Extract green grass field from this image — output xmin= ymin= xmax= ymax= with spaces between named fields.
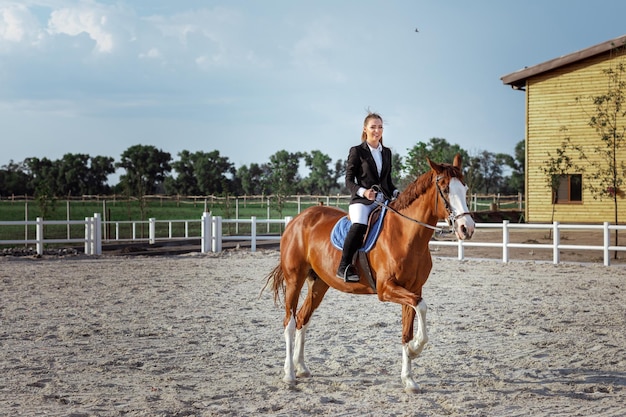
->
xmin=0 ymin=194 xmax=522 ymax=243
xmin=0 ymin=197 xmax=350 ymax=242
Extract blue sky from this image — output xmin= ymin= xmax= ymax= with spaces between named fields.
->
xmin=2 ymin=0 xmax=626 ymax=181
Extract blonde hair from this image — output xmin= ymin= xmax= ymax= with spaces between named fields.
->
xmin=361 ymin=112 xmax=384 ymax=145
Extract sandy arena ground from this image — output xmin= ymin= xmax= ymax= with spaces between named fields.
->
xmin=1 ymin=249 xmax=625 ymax=416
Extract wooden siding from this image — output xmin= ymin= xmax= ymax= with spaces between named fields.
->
xmin=526 ymin=51 xmax=626 ymax=223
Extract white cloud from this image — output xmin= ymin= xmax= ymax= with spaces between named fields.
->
xmin=0 ymin=4 xmax=42 ymax=49
xmin=145 ymin=7 xmax=261 ymax=71
xmin=47 ymin=6 xmax=114 ymax=53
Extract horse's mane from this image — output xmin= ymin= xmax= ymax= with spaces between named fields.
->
xmin=391 ymin=163 xmax=463 ymax=211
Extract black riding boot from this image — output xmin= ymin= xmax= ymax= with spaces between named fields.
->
xmin=336 ymin=223 xmax=367 ymax=282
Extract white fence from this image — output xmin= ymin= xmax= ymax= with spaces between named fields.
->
xmin=430 ymin=220 xmax=626 ymax=267
xmin=0 ymin=214 xmax=103 ymax=256
xmin=1 ymin=214 xmax=625 ymax=266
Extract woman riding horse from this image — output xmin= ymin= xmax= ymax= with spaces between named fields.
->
xmin=264 ymin=153 xmax=475 ymax=392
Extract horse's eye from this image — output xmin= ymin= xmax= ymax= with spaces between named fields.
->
xmin=444 ymin=186 xmax=450 ymax=194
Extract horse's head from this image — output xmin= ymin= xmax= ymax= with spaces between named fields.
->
xmin=427 ymin=154 xmax=475 ymax=240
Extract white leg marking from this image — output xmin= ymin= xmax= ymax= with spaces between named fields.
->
xmin=401 ymin=299 xmax=428 ymax=393
xmin=283 ymin=316 xmax=296 ymax=384
xmin=402 ymin=344 xmax=420 ymax=393
xmin=294 ymin=322 xmax=311 ymax=377
xmin=408 ymin=299 xmax=429 ymax=359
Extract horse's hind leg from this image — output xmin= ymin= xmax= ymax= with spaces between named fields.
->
xmin=283 ymin=314 xmax=297 ymax=384
xmin=282 ymin=267 xmax=307 ymax=384
xmin=292 ymin=274 xmax=329 ymax=378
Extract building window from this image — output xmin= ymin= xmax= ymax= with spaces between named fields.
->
xmin=554 ymin=174 xmax=582 ymax=203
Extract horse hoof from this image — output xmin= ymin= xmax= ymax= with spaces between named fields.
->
xmin=402 ymin=378 xmax=421 ymax=393
xmin=296 ymin=370 xmax=311 ymax=378
xmin=283 ymin=374 xmax=296 ymax=385
xmin=404 ymin=384 xmax=421 ymax=394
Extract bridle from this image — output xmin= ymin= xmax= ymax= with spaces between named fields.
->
xmin=434 ymin=175 xmax=473 ymax=229
xmin=372 ymin=175 xmax=472 ymax=234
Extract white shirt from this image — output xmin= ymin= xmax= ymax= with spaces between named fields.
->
xmin=367 ymin=143 xmax=383 ymax=177
xmin=357 ymin=143 xmax=383 ymax=198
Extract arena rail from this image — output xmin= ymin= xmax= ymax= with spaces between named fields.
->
xmin=1 ymin=215 xmax=625 ymax=266
xmin=0 ymin=214 xmax=102 ymax=255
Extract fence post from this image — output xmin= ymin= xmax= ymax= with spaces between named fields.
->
xmin=502 ymin=220 xmax=509 ymax=263
xmin=149 ymin=217 xmax=156 ymax=244
xmin=552 ymin=222 xmax=560 ymax=264
xmin=34 ymin=217 xmax=44 ymax=255
xmin=251 ymin=216 xmax=257 ymax=252
xmin=201 ymin=212 xmax=212 ymax=253
xmin=94 ymin=213 xmax=102 ymax=255
xmin=603 ymin=222 xmax=610 ymax=266
xmin=66 ymin=200 xmax=71 ymax=240
xmin=285 ymin=216 xmax=293 ymax=228
xmin=24 ymin=201 xmax=28 ymax=247
xmin=236 ymin=198 xmax=239 ymax=234
xmin=457 ymin=238 xmax=464 ymax=261
xmin=103 ymin=200 xmax=107 ymax=240
xmin=84 ymin=216 xmax=92 ymax=255
xmin=266 ymin=198 xmax=270 ymax=233
xmin=211 ymin=216 xmax=222 ymax=252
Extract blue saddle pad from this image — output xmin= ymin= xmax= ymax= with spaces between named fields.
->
xmin=331 ymin=202 xmax=388 ymax=252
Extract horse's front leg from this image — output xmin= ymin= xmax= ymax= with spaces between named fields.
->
xmin=401 ymin=299 xmax=428 ymax=393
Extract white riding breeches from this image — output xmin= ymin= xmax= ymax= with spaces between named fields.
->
xmin=349 ymin=203 xmax=376 ymax=225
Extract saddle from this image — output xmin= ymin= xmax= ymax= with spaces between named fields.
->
xmin=330 ymin=201 xmax=388 ymax=252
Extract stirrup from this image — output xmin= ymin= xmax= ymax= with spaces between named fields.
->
xmin=341 ymin=265 xmax=360 ymax=283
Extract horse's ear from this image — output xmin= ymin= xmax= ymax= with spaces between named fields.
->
xmin=427 ymin=157 xmax=443 ymax=173
xmin=453 ymin=153 xmax=462 ymax=169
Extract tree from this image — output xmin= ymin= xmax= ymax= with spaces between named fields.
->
xmin=0 ymin=160 xmax=32 ymax=196
xmin=24 ymin=157 xmax=59 ymax=219
xmin=505 ymin=140 xmax=525 ymax=194
xmin=541 ymin=139 xmax=579 ymax=224
xmin=168 ymin=150 xmax=234 ymax=196
xmin=332 ymin=159 xmax=346 ymax=193
xmin=463 ymin=154 xmax=483 ymax=195
xmin=87 ymin=155 xmax=115 ymax=195
xmin=471 ymin=150 xmax=505 ymax=194
xmin=266 ymin=150 xmax=302 ymax=216
xmin=117 ymin=145 xmax=172 ymax=196
xmin=391 ymin=152 xmax=405 ymax=190
xmin=194 ymin=150 xmax=235 ymax=195
xmin=404 ymin=138 xmax=468 ymax=179
xmin=302 ymin=150 xmax=336 ymax=194
xmin=237 ymin=163 xmax=265 ymax=195
xmin=57 ymin=153 xmax=115 ymax=196
xmin=116 ymin=145 xmax=172 ymax=221
xmin=166 ymin=150 xmax=198 ymax=195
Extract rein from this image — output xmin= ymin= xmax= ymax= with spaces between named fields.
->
xmin=374 ymin=199 xmax=448 ymax=232
xmin=372 ymin=177 xmax=472 ymax=234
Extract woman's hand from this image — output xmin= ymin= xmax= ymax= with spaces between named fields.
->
xmin=364 ymin=188 xmax=377 ymax=201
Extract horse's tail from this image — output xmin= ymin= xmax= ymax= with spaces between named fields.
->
xmin=261 ymin=263 xmax=285 ymax=306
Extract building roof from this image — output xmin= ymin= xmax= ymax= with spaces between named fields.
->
xmin=501 ymin=34 xmax=626 ymax=89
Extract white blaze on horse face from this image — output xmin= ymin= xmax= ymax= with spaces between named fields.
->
xmin=448 ymin=178 xmax=475 ymax=240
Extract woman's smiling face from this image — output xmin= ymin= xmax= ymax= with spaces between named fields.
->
xmin=363 ymin=117 xmax=383 ymax=144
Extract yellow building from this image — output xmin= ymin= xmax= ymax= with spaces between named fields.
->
xmin=502 ymin=35 xmax=626 ymax=224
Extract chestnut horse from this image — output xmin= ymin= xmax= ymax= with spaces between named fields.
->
xmin=263 ymin=154 xmax=475 ymax=392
